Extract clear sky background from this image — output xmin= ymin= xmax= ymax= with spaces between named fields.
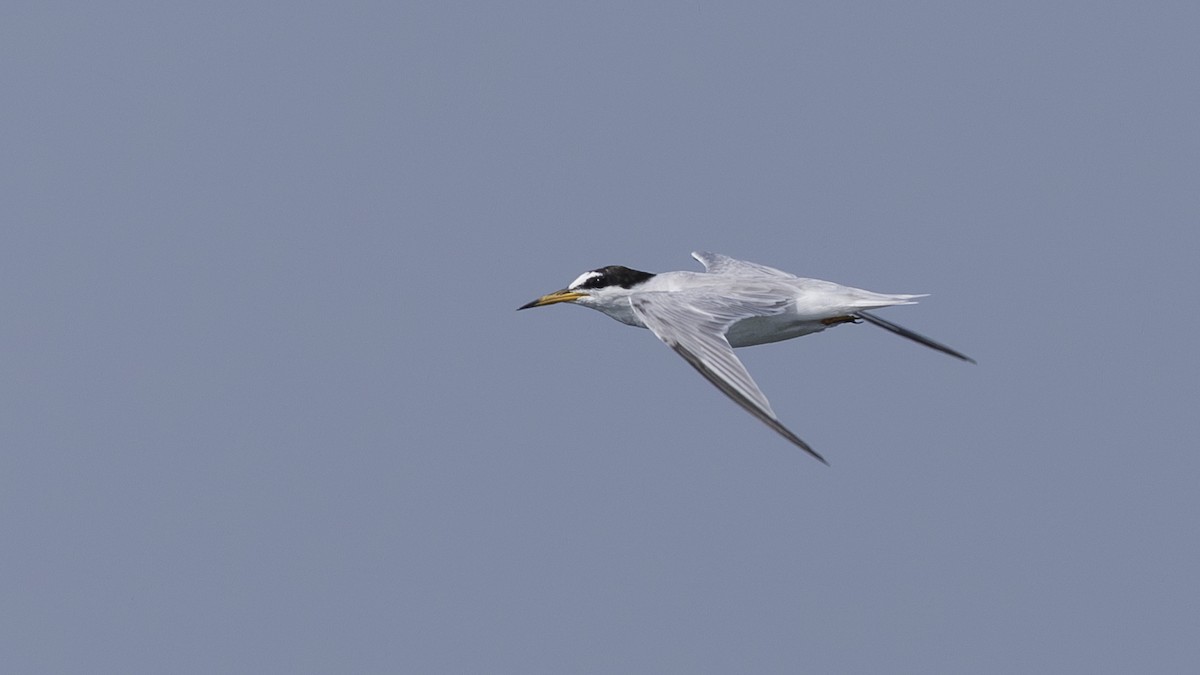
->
xmin=3 ymin=2 xmax=1198 ymax=673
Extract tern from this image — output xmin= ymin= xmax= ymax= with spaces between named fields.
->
xmin=518 ymin=252 xmax=973 ymax=464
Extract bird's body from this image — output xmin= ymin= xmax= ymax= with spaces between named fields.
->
xmin=581 ymin=268 xmax=923 ymax=346
xmin=519 ymin=252 xmax=973 ymax=464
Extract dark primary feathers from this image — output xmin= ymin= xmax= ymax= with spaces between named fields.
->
xmin=854 ymin=311 xmax=977 ymax=364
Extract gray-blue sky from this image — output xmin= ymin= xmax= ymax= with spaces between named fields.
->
xmin=3 ymin=2 xmax=1198 ymax=673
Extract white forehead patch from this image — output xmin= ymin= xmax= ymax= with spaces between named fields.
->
xmin=568 ymin=270 xmax=602 ymax=290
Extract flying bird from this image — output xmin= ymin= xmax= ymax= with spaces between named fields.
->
xmin=518 ymin=252 xmax=973 ymax=464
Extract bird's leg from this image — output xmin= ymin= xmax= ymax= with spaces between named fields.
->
xmin=820 ymin=315 xmax=860 ymax=326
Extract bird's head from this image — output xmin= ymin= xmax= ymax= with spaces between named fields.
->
xmin=518 ymin=265 xmax=656 ymax=311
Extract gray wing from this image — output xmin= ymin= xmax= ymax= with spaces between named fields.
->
xmin=855 ymin=310 xmax=977 ymax=364
xmin=629 ymin=290 xmax=828 ymax=465
xmin=691 ymin=251 xmax=798 ymax=279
